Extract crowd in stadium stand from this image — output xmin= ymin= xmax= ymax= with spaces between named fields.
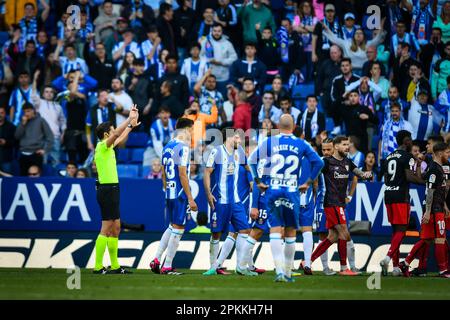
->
xmin=0 ymin=0 xmax=449 ymax=179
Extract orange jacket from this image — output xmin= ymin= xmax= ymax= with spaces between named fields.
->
xmin=5 ymin=0 xmax=37 ymax=26
xmin=183 ymin=105 xmax=218 ymax=147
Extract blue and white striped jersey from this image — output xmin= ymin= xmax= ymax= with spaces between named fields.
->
xmin=407 ymin=100 xmax=438 ymax=141
xmin=140 ymin=39 xmax=162 ymax=70
xmin=206 ymin=144 xmax=246 ymax=204
xmin=162 ymin=138 xmax=191 ymax=200
xmin=248 ymin=133 xmax=324 ymax=192
xmin=112 ymin=41 xmax=142 ymax=71
xmin=8 ymin=87 xmax=34 ymax=126
xmin=59 ymin=57 xmax=89 ymax=76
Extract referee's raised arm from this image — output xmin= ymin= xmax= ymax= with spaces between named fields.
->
xmin=105 ymin=104 xmax=140 ymax=148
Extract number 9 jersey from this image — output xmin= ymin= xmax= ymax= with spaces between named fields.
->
xmin=162 ymin=138 xmax=191 ymax=200
xmin=383 ymin=149 xmax=415 ymax=204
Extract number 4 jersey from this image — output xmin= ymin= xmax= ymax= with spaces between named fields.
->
xmin=162 ymin=138 xmax=190 ymax=200
xmin=383 ymin=149 xmax=415 ymax=204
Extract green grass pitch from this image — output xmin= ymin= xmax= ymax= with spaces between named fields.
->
xmin=1 ymin=268 xmax=450 ymax=300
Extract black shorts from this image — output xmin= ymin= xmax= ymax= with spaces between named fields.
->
xmin=96 ymin=183 xmax=120 ymax=221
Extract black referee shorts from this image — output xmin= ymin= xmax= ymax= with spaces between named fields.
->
xmin=96 ymin=183 xmax=120 ymax=221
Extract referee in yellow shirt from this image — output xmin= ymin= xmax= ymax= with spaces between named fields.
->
xmin=93 ymin=105 xmax=140 ymax=274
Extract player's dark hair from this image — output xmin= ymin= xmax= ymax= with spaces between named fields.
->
xmin=322 ymin=138 xmax=333 ymax=144
xmin=341 ymin=57 xmax=352 ymax=65
xmin=96 ymin=121 xmax=113 ymax=140
xmin=196 ymin=212 xmax=208 ymax=227
xmin=333 ymin=135 xmax=348 ymax=145
xmin=428 ymin=135 xmax=444 ymax=144
xmin=433 ymin=142 xmax=449 ymax=153
xmin=396 ymin=130 xmax=412 ymax=146
xmin=221 ymin=127 xmax=235 ymax=141
xmin=175 ymin=118 xmax=194 ymax=130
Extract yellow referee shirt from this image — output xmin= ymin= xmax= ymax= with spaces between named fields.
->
xmin=94 ymin=140 xmax=119 ymax=184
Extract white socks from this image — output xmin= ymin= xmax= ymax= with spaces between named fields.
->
xmin=215 ymin=235 xmax=235 ymax=269
xmin=284 ymin=237 xmax=296 ymax=278
xmin=156 ymin=225 xmax=172 ymax=261
xmin=245 ymin=236 xmax=257 ymax=269
xmin=270 ymin=233 xmax=284 ymax=275
xmin=303 ymin=231 xmax=313 ymax=268
xmin=236 ymin=233 xmax=248 ymax=269
xmin=347 ymin=239 xmax=355 ymax=269
xmin=163 ymin=228 xmax=184 ymax=269
xmin=209 ymin=238 xmax=220 ymax=268
xmin=318 ymin=240 xmax=329 ymax=270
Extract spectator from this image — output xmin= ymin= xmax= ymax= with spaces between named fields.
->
xmin=362 ymin=45 xmax=387 ymax=77
xmin=230 ymin=87 xmax=252 ymax=132
xmin=5 ymin=25 xmax=26 ymax=73
xmin=278 ymin=95 xmax=300 ymax=124
xmin=271 ymin=75 xmax=289 ymax=107
xmin=390 ymin=20 xmax=420 ymax=59
xmin=42 ymin=52 xmax=62 ymax=88
xmin=14 ymin=102 xmax=53 ymax=176
xmin=76 ymin=168 xmax=89 ymax=178
xmin=340 ymin=12 xmax=359 ymax=41
xmin=27 ymin=165 xmax=41 ymax=178
xmin=312 ymin=3 xmax=341 ymax=66
xmin=410 ymin=0 xmax=435 ymax=46
xmin=0 ymin=105 xmax=16 ymax=175
xmin=34 ymin=31 xmax=51 ymax=61
xmin=141 ymin=25 xmax=162 ymax=70
xmin=125 ymin=58 xmax=152 ymax=120
xmin=430 ymin=41 xmax=450 ymax=101
xmin=156 ymin=2 xmax=181 ymax=56
xmin=31 ymin=71 xmax=66 ymax=166
xmin=341 ymin=90 xmax=378 ymax=153
xmin=14 ymin=40 xmax=44 ymax=78
xmin=189 ymin=159 xmax=202 ymax=180
xmin=194 ymin=69 xmax=225 ymax=121
xmin=393 ymin=44 xmax=417 ymax=99
xmin=418 ymin=27 xmax=445 ymax=79
xmin=354 ymin=151 xmax=380 ymax=182
xmin=156 ymin=54 xmax=189 ymax=111
xmin=433 ymin=1 xmax=450 ymax=43
xmin=153 ymin=80 xmax=185 ymax=119
xmin=330 ymin=58 xmax=360 ymax=135
xmin=9 ymin=71 xmax=34 ymax=126
xmin=322 ymin=21 xmax=386 ymax=75
xmin=144 ymin=106 xmax=176 ymax=167
xmin=278 ymin=18 xmax=304 ymax=82
xmin=109 ymin=78 xmax=132 ymax=126
xmin=121 ymin=0 xmax=155 ymax=41
xmin=316 ymin=44 xmax=342 ymax=116
xmin=104 ymin=17 xmax=130 ymax=61
xmin=192 ymin=7 xmax=215 ymax=44
xmin=411 ymin=140 xmax=429 ymax=172
xmin=117 ymin=51 xmax=136 ymax=84
xmin=54 ymin=42 xmax=89 ymax=77
xmin=407 ymin=90 xmax=438 ymax=142
xmin=148 ymin=48 xmax=169 ymax=81
xmin=183 ymin=99 xmax=218 ymax=146
xmin=347 ymin=135 xmax=365 ymax=168
xmin=435 ymin=75 xmax=450 ymax=133
xmin=380 ymin=86 xmax=409 ymax=123
xmin=297 ymin=95 xmax=325 ymax=141
xmin=83 ymin=42 xmax=115 ymax=91
xmin=255 ymin=25 xmax=281 ymax=82
xmin=241 ymin=77 xmax=262 ymax=129
xmin=369 ymin=61 xmax=390 ymax=103
xmin=258 ymin=90 xmax=282 ymax=125
xmin=112 ymin=28 xmax=141 ymax=71
xmin=199 ymin=23 xmax=237 ymax=96
xmin=19 ymin=1 xmax=50 ymax=41
xmin=93 ymin=0 xmax=119 ymax=44
xmin=214 ymin=0 xmax=239 ymax=46
xmin=146 ymin=158 xmax=163 ymax=179
xmin=66 ymin=161 xmax=78 ymax=178
xmin=345 ymin=76 xmax=382 ymax=112
xmin=405 ymin=62 xmax=431 ymax=103
xmin=379 ymin=102 xmax=414 ymax=162
xmin=230 ymin=42 xmax=267 ymax=91
xmin=86 ymin=89 xmax=116 ymax=151
xmin=238 ymin=0 xmax=276 ymax=44
xmin=174 ymin=0 xmax=196 ymax=59
xmin=4 ymin=0 xmax=37 ymax=27
xmin=181 ymin=43 xmax=209 ymax=92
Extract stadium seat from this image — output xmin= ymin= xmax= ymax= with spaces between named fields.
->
xmin=117 ymin=164 xmax=140 ymax=178
xmin=291 ymin=83 xmax=315 ymax=100
xmin=130 ymin=148 xmax=145 ymax=163
xmin=116 ymin=148 xmax=129 ymax=163
xmin=141 ymin=165 xmax=150 ymax=178
xmin=325 ymin=117 xmax=335 ymax=133
xmin=126 ymin=133 xmax=149 ymax=148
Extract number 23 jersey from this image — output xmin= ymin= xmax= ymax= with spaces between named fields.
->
xmin=162 ymin=138 xmax=190 ymax=200
xmin=383 ymin=149 xmax=415 ymax=204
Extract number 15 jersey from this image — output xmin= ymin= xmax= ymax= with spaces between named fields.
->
xmin=383 ymin=149 xmax=415 ymax=204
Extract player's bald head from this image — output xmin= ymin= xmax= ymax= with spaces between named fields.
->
xmin=278 ymin=114 xmax=294 ymax=132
